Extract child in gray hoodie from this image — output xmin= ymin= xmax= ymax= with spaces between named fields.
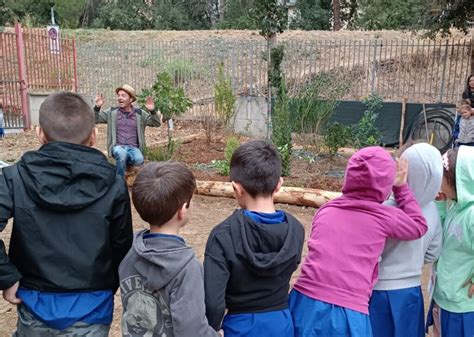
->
xmin=369 ymin=142 xmax=443 ymax=337
xmin=119 ymin=161 xmax=221 ymax=337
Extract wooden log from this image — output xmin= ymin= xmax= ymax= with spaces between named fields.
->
xmin=196 ymin=181 xmax=341 ymax=208
xmin=153 ymin=133 xmax=202 ymax=147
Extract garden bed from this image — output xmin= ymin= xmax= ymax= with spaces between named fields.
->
xmin=149 ymin=121 xmax=347 ymax=192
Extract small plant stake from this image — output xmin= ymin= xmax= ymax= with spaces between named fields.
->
xmin=399 ymin=97 xmax=407 ymax=147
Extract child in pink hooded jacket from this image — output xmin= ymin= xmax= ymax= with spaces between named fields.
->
xmin=289 ymin=146 xmax=428 ymax=337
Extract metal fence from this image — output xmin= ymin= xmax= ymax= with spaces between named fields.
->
xmin=76 ymin=37 xmax=472 ymax=119
xmin=23 ymin=28 xmax=77 ymax=93
xmin=0 ymin=28 xmax=24 ymax=128
xmin=0 ymin=24 xmax=77 ymax=128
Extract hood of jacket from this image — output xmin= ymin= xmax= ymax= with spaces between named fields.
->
xmin=230 ymin=210 xmax=302 ymax=276
xmin=402 ymin=143 xmax=443 ymax=207
xmin=132 ymin=230 xmax=195 ymax=289
xmin=16 ymin=141 xmax=117 ymax=211
xmin=455 ymin=145 xmax=474 ymax=209
xmin=342 ymin=146 xmax=395 ymax=203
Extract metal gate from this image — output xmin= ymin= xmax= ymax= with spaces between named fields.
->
xmin=0 ymin=25 xmax=24 ymax=128
xmin=0 ymin=23 xmax=77 ymax=129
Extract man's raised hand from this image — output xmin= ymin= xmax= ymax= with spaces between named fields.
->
xmin=145 ymin=96 xmax=155 ymax=112
xmin=95 ymin=93 xmax=104 ymax=108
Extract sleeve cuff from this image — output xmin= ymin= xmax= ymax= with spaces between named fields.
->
xmin=393 ymin=183 xmax=408 ymax=193
xmin=93 ymin=106 xmax=100 ymax=112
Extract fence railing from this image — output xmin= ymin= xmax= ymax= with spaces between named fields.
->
xmin=0 ymin=24 xmax=77 ymax=128
xmin=76 ymin=37 xmax=472 ymax=119
xmin=0 ymin=30 xmax=23 ymax=128
xmin=23 ymin=28 xmax=77 ymax=93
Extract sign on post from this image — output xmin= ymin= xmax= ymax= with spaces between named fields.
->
xmin=47 ymin=25 xmax=60 ymax=54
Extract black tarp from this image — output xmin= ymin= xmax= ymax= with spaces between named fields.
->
xmin=328 ymin=101 xmax=455 ymax=146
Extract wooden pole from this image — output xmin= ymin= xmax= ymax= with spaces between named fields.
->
xmin=15 ymin=22 xmax=30 ymax=130
xmin=422 ymin=103 xmax=429 ymax=142
xmin=471 ymin=36 xmax=474 ymax=75
xmin=196 ymin=181 xmax=341 ymax=209
xmin=399 ymin=98 xmax=407 ymax=146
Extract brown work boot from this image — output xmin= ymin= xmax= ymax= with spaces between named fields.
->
xmin=124 ymin=165 xmax=142 ymax=188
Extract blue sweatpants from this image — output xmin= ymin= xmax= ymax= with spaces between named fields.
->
xmin=440 ymin=308 xmax=474 ymax=337
xmin=222 ymin=309 xmax=294 ymax=337
xmin=369 ymin=286 xmax=424 ymax=337
xmin=289 ymin=289 xmax=372 ymax=337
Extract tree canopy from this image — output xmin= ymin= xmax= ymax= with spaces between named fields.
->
xmin=0 ymin=0 xmax=471 ymax=37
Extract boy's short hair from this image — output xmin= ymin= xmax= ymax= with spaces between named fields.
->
xmin=39 ymin=92 xmax=94 ymax=144
xmin=230 ymin=140 xmax=282 ymax=197
xmin=132 ymin=161 xmax=196 ymax=226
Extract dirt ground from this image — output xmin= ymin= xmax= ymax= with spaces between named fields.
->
xmin=68 ymin=28 xmax=472 ymax=43
xmin=0 ymin=122 xmax=433 ymax=336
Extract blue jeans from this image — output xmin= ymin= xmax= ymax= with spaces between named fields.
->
xmin=112 ymin=145 xmax=144 ymax=176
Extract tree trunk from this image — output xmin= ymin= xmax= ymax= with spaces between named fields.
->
xmin=81 ymin=0 xmax=101 ymax=28
xmin=196 ymin=181 xmax=341 ymax=208
xmin=218 ymin=0 xmax=225 ymax=21
xmin=333 ymin=0 xmax=342 ymax=31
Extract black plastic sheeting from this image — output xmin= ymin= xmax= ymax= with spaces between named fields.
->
xmin=328 ymin=101 xmax=456 ymax=146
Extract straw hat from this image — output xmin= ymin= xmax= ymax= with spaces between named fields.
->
xmin=115 ymin=84 xmax=137 ymax=102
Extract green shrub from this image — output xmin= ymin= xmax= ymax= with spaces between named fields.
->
xmin=324 ymin=122 xmax=352 ymax=156
xmin=291 ymin=72 xmax=347 ymax=137
xmin=214 ymin=62 xmax=236 ymax=128
xmin=143 ymin=140 xmax=178 ymax=162
xmin=212 ymin=136 xmax=240 ymax=176
xmin=277 ymin=143 xmax=292 ymax=177
xmin=351 ymin=94 xmax=383 ymax=149
xmin=138 ymin=72 xmax=193 ymax=122
xmin=163 ymin=59 xmax=207 ymax=84
xmin=272 ymin=80 xmax=292 ymax=176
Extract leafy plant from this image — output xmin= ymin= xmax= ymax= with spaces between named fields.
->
xmin=212 ymin=135 xmax=240 ymax=176
xmin=163 ymin=59 xmax=206 ymax=85
xmin=324 ymin=122 xmax=352 ymax=156
xmin=272 ymin=79 xmax=292 ymax=176
xmin=362 ymin=93 xmax=383 ymax=115
xmin=143 ymin=140 xmax=178 ymax=162
xmin=250 ymin=0 xmax=288 ymax=40
xmin=269 ymin=44 xmax=285 ymax=89
xmin=351 ymin=94 xmax=383 ymax=149
xmin=290 ymin=0 xmax=332 ymax=30
xmin=138 ymin=72 xmax=193 ymax=152
xmin=138 ymin=72 xmax=192 ymax=122
xmin=214 ymin=62 xmax=236 ymax=128
xmin=290 ymin=72 xmax=348 ymax=153
xmin=353 ymin=0 xmax=425 ymax=30
xmin=277 ymin=143 xmax=292 ymax=177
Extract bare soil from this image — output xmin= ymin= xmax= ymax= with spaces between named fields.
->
xmin=0 ymin=121 xmax=433 ymax=336
xmin=68 ymin=28 xmax=472 ymax=43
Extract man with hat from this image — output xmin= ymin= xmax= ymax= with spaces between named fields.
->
xmin=94 ymin=84 xmax=162 ymax=177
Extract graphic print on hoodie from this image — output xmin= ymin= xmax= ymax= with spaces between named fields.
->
xmin=204 ymin=209 xmax=305 ymax=330
xmin=119 ymin=231 xmax=220 ymax=337
xmin=293 ymin=146 xmax=428 ymax=314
